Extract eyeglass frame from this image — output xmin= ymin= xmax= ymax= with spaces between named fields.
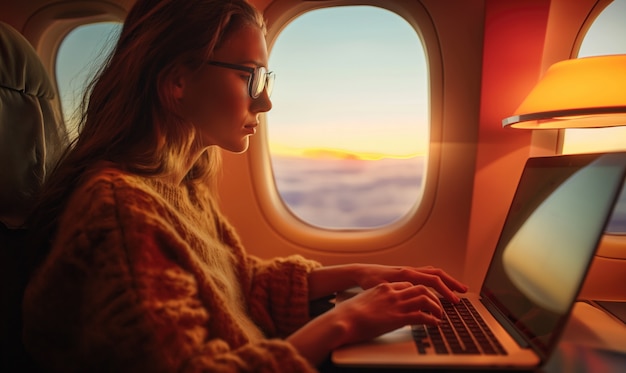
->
xmin=207 ymin=61 xmax=274 ymax=99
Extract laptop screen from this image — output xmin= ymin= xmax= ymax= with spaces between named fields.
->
xmin=481 ymin=152 xmax=626 ymax=359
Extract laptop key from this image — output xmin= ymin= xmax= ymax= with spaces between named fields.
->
xmin=412 ymin=299 xmax=507 ymax=356
xmin=411 ymin=325 xmax=431 ymax=354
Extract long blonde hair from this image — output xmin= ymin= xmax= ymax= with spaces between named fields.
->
xmin=28 ymin=0 xmax=265 ymax=266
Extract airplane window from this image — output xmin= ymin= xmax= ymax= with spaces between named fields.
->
xmin=562 ymin=0 xmax=626 ymax=155
xmin=267 ymin=6 xmax=428 ymax=229
xmin=563 ymin=0 xmax=626 ymax=234
xmin=56 ymin=22 xmax=122 ymax=139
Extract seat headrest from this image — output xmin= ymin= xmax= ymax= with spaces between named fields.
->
xmin=0 ymin=23 xmax=55 ymax=98
xmin=0 ymin=22 xmax=68 ymax=228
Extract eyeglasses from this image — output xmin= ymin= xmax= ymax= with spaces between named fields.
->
xmin=207 ymin=61 xmax=275 ymax=99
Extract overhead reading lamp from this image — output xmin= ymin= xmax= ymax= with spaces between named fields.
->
xmin=502 ymin=54 xmax=626 ymax=129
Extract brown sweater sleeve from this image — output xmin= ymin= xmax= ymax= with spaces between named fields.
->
xmin=22 ymin=173 xmax=317 ymax=373
xmin=245 ymin=254 xmax=321 ymax=337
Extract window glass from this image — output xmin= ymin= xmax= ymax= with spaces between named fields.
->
xmin=563 ymin=0 xmax=626 ymax=234
xmin=56 ymin=22 xmax=121 ymax=139
xmin=267 ymin=6 xmax=428 ymax=229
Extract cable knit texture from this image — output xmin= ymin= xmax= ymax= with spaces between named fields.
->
xmin=22 ymin=167 xmax=321 ymax=372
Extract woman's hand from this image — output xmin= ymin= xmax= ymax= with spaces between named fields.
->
xmin=352 ymin=264 xmax=468 ymax=303
xmin=288 ymin=281 xmax=446 ymax=365
xmin=334 ymin=281 xmax=444 ymax=340
xmin=298 ymin=263 xmax=468 ymax=365
xmin=308 ymin=263 xmax=468 ymax=304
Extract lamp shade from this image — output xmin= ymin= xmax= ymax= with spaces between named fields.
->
xmin=503 ymin=54 xmax=626 ymax=129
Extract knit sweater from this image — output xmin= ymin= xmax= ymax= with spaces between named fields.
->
xmin=22 ymin=167 xmax=321 ymax=372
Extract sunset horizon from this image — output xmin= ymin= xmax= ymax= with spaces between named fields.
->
xmin=269 ymin=143 xmax=426 ymax=161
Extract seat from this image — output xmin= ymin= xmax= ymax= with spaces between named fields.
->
xmin=0 ymin=21 xmax=68 ymax=370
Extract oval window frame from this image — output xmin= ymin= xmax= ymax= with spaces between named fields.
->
xmin=247 ymin=0 xmax=443 ymax=253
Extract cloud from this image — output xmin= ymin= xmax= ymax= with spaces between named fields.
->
xmin=271 ymin=156 xmax=425 ymax=228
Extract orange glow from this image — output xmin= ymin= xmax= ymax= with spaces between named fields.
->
xmin=269 ymin=143 xmax=422 ymax=161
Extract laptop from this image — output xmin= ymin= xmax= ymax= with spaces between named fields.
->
xmin=332 ymin=151 xmax=626 ymax=370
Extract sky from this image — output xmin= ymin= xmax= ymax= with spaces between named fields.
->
xmin=56 ymin=1 xmax=626 ymax=159
xmin=267 ymin=6 xmax=428 ymax=159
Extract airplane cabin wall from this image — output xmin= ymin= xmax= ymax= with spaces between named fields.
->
xmin=465 ymin=0 xmax=550 ymax=290
xmin=465 ymin=0 xmax=625 ymax=301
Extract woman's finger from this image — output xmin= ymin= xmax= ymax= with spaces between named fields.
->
xmin=396 ymin=285 xmax=444 ymax=318
xmin=416 ymin=266 xmax=469 ymax=292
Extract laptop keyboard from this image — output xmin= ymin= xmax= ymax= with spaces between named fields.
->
xmin=412 ymin=298 xmax=507 ymax=355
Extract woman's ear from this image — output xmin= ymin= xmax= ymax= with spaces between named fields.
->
xmin=168 ymin=65 xmax=188 ymax=100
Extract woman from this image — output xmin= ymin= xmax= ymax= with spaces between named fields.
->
xmin=23 ymin=0 xmax=467 ymax=371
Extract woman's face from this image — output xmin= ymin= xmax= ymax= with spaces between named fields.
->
xmin=178 ymin=24 xmax=272 ymax=153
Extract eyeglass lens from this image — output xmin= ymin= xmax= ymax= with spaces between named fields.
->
xmin=251 ymin=67 xmax=274 ymax=99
